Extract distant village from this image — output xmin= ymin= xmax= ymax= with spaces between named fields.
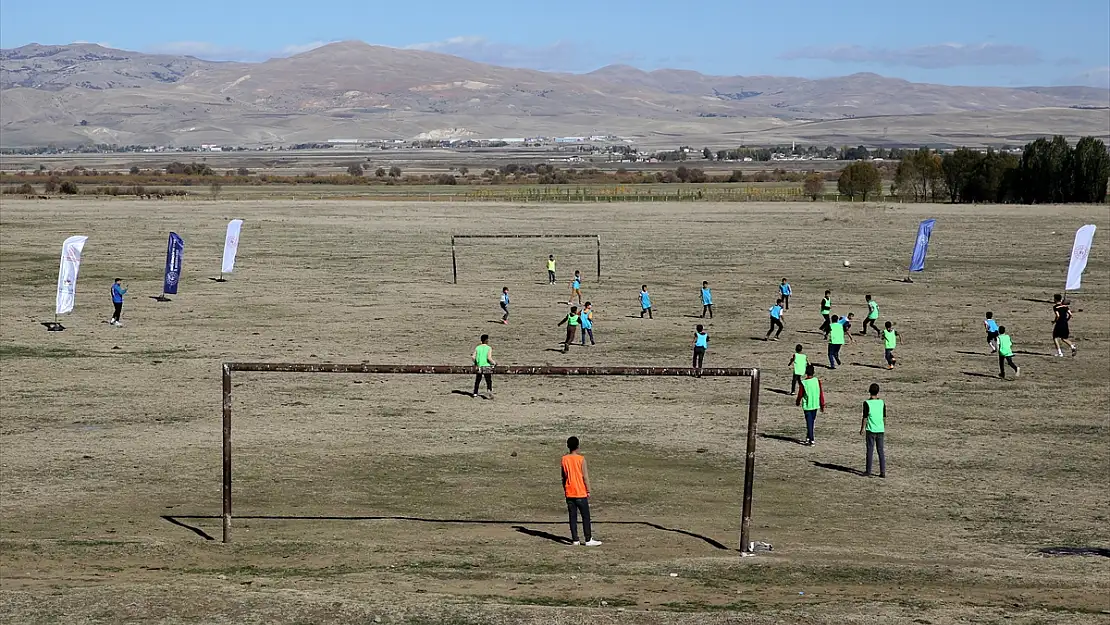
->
xmin=0 ymin=134 xmax=1031 ymax=161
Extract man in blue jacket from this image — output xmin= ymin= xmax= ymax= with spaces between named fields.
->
xmin=110 ymin=278 xmax=127 ymax=326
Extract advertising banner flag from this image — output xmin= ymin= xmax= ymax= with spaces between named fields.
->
xmin=221 ymin=219 xmax=243 ymax=274
xmin=56 ymin=235 xmax=89 ymax=315
xmin=163 ymin=232 xmax=184 ymax=295
xmin=909 ymin=219 xmax=936 ymax=272
xmin=1065 ymin=224 xmax=1096 ymax=291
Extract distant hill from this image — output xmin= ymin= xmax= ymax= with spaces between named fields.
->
xmin=1 ymin=41 xmax=1107 ymax=147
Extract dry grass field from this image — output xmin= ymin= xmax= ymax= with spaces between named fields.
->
xmin=1 ymin=198 xmax=1108 ymax=624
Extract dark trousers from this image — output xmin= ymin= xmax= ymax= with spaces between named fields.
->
xmin=112 ymin=302 xmax=123 ymax=322
xmin=862 ymin=318 xmax=879 ymax=336
xmin=865 ymin=432 xmax=886 ymax=476
xmin=566 ymin=497 xmax=592 ymax=542
xmin=500 ymin=302 xmax=509 ymax=321
xmin=884 ymin=349 xmax=896 ymax=366
xmin=548 ymin=270 xmax=556 ymax=284
xmin=828 ymin=343 xmax=842 ymax=368
xmin=701 ymin=304 xmax=713 ymax=318
xmin=580 ymin=327 xmax=594 ymax=345
xmin=473 ymin=372 xmax=492 ymax=395
xmin=998 ymin=354 xmax=1018 ymax=377
xmin=641 ymin=307 xmax=652 ymax=319
xmin=692 ymin=346 xmax=706 ymax=369
xmin=563 ymin=326 xmax=577 ymax=352
xmin=819 ymin=314 xmax=831 ymax=336
xmin=790 ymin=373 xmax=802 ymax=394
xmin=804 ymin=409 xmax=817 ymax=442
xmin=782 ymin=295 xmax=790 ymax=309
xmin=767 ymin=317 xmax=783 ymax=338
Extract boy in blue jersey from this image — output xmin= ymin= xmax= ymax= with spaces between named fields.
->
xmin=779 ymin=278 xmax=792 ymax=310
xmin=568 ymin=270 xmax=583 ymax=305
xmin=700 ymin=281 xmax=713 ymax=318
xmin=692 ymin=324 xmax=708 ymax=375
xmin=500 ymin=287 xmax=510 ymax=324
xmin=580 ymin=302 xmax=595 ymax=346
xmin=838 ymin=312 xmax=856 ymax=337
xmin=639 ymin=285 xmax=653 ymax=319
xmin=765 ymin=298 xmax=785 ymax=340
xmin=984 ymin=311 xmax=999 ymax=353
xmin=110 ymin=278 xmax=127 ymax=327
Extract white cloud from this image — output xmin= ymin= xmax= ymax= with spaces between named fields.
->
xmin=144 ymin=41 xmax=335 ymax=62
xmin=780 ymin=42 xmax=1042 ymax=69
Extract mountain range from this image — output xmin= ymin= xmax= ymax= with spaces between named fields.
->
xmin=1 ymin=41 xmax=1108 ymax=148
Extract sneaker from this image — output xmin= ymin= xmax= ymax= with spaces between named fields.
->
xmin=1071 ymin=345 xmax=1078 ymax=357
xmin=572 ymin=540 xmax=580 ymax=546
xmin=1015 ymin=367 xmax=1021 ymax=378
xmin=114 ymin=321 xmax=123 ymax=327
xmin=863 ymin=472 xmax=872 ymax=477
xmin=999 ymin=373 xmax=1005 ymax=379
xmin=502 ymin=320 xmax=508 ymax=325
xmin=584 ymin=540 xmax=603 ymax=547
xmin=1056 ymin=351 xmax=1065 ymax=357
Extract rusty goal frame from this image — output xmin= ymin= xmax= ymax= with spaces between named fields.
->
xmin=221 ymin=363 xmax=761 ymax=552
xmin=451 ymin=234 xmax=601 ymax=284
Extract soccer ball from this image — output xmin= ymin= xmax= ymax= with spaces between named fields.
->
xmin=843 ymin=260 xmax=851 ymax=268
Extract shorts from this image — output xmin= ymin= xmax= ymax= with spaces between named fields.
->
xmin=986 ymin=331 xmax=998 ymax=342
xmin=1053 ymin=326 xmax=1070 ymax=340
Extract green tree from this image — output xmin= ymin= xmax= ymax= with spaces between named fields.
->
xmin=129 ymin=165 xmax=140 ymax=175
xmin=702 ymin=147 xmax=712 ymax=160
xmin=347 ymin=163 xmax=364 ymax=177
xmin=837 ymin=161 xmax=881 ymax=200
xmin=941 ymin=148 xmax=980 ymax=202
xmin=388 ymin=166 xmax=402 ymax=178
xmin=1070 ymin=136 xmax=1110 ymax=203
xmin=1018 ymin=136 xmax=1072 ymax=203
xmin=803 ymin=172 xmax=825 ymax=200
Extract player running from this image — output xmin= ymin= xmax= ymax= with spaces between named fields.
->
xmin=1052 ymin=294 xmax=1077 ymax=357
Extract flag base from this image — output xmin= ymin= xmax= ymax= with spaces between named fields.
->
xmin=41 ymin=321 xmax=65 ymax=332
xmin=902 ymin=277 xmax=914 ymax=283
xmin=152 ymin=295 xmax=173 ymax=302
xmin=209 ymin=277 xmax=227 ymax=283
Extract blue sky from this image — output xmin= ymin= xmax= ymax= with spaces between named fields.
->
xmin=1 ymin=0 xmax=1107 ymax=88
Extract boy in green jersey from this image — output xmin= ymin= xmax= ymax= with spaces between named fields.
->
xmin=472 ymin=334 xmax=496 ymax=398
xmin=997 ymin=326 xmax=1021 ymax=379
xmin=861 ymin=294 xmax=880 ymax=337
xmin=788 ymin=344 xmax=808 ymax=394
xmin=882 ymin=321 xmax=901 ymax=369
xmin=827 ymin=314 xmax=846 ymax=369
xmin=558 ymin=306 xmax=580 ymax=353
xmin=860 ymin=383 xmax=886 ymax=478
xmin=795 ymin=364 xmax=825 ymax=446
xmin=819 ymin=290 xmax=833 ymax=338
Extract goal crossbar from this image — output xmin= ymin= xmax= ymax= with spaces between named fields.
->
xmin=220 ymin=362 xmax=761 ymax=552
xmin=450 ymin=234 xmax=601 ymax=284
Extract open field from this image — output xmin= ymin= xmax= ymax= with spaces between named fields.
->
xmin=1 ymin=198 xmax=1108 ymax=624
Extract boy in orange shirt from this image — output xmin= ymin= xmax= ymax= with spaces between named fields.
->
xmin=561 ymin=436 xmax=602 ymax=546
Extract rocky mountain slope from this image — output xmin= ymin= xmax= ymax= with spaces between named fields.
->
xmin=1 ymin=41 xmax=1107 ymax=147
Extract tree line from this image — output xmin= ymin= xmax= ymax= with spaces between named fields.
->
xmin=837 ymin=136 xmax=1109 ymax=203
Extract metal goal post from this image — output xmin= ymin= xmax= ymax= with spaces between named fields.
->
xmin=450 ymin=234 xmax=601 ymax=284
xmin=221 ymin=363 xmax=761 ymax=551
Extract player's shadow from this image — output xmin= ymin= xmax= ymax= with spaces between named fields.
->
xmin=450 ymin=390 xmax=489 ymax=399
xmin=767 ymin=388 xmax=793 ymax=396
xmin=759 ymin=433 xmax=805 ymax=445
xmin=512 ymin=526 xmax=573 ymax=545
xmin=955 ymin=351 xmax=987 ymax=356
xmin=961 ymin=371 xmax=997 ymax=379
xmin=544 ymin=348 xmax=568 ymax=353
xmin=161 ymin=515 xmax=731 ymax=550
xmin=812 ymin=461 xmax=865 ymax=476
xmin=1022 ymin=297 xmax=1055 ymax=304
xmin=850 ymin=362 xmax=886 ymax=370
xmin=1015 ymin=350 xmax=1054 ymax=357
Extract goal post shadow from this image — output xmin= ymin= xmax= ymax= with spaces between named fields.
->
xmin=450 ymin=234 xmax=601 ymax=284
xmin=221 ymin=363 xmax=762 ymax=553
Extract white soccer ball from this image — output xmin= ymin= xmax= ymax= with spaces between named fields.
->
xmin=843 ymin=260 xmax=851 ymax=268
